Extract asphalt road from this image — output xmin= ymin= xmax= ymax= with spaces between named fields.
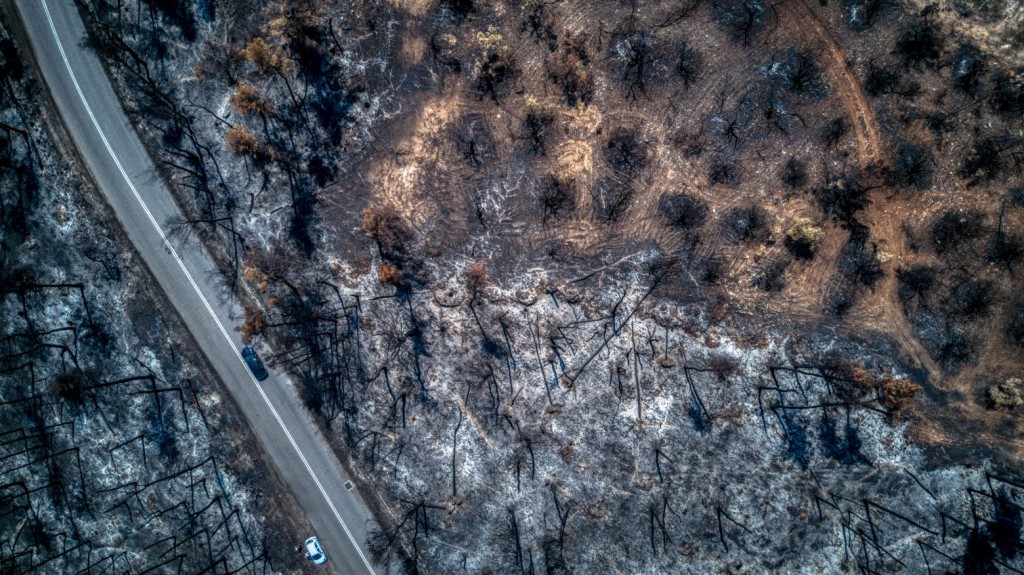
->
xmin=11 ymin=1 xmax=381 ymax=573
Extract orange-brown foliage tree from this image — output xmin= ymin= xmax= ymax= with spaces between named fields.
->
xmin=225 ymin=125 xmax=264 ymax=158
xmin=230 ymin=82 xmax=274 ymax=116
xmin=361 ymin=203 xmax=408 ymax=259
xmin=237 ymin=304 xmax=267 ymax=344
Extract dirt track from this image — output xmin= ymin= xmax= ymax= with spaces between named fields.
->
xmin=777 ymin=1 xmax=950 ymax=385
xmin=783 ymin=0 xmax=886 ymax=169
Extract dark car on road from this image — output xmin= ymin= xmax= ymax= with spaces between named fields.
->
xmin=241 ymin=346 xmax=269 ymax=381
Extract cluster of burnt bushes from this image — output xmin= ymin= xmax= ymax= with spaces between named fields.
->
xmin=82 ymin=0 xmax=391 ymax=259
xmin=897 ymin=201 xmax=1023 ymax=372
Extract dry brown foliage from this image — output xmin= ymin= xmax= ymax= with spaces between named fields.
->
xmin=225 ymin=125 xmax=263 ymax=158
xmin=849 ymin=367 xmax=878 ymax=391
xmin=242 ymin=265 xmax=272 ymax=292
xmin=361 ymin=203 xmax=408 ymax=257
xmin=547 ymin=32 xmax=594 ymax=107
xmin=241 ymin=37 xmax=290 ymax=74
xmin=237 ymin=304 xmax=267 ymax=344
xmin=465 ymin=261 xmax=491 ymax=294
xmin=878 ymin=377 xmax=924 ymax=418
xmin=710 ymin=354 xmax=738 ymax=381
xmin=709 ymin=295 xmax=729 ymax=324
xmin=377 ymin=263 xmax=401 ymax=285
xmin=230 ymin=82 xmax=273 ymax=115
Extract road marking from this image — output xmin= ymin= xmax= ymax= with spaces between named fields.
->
xmin=40 ymin=2 xmax=375 ymax=572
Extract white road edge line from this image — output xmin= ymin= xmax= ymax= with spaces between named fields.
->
xmin=40 ymin=2 xmax=375 ymax=571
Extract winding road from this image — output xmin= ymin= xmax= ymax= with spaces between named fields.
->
xmin=10 ymin=1 xmax=380 ymax=573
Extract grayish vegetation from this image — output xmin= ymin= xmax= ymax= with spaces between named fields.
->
xmin=0 ymin=16 xmax=299 ymax=573
xmin=60 ymin=0 xmax=1024 ymax=573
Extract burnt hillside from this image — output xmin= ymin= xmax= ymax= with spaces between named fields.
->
xmin=0 ymin=14 xmax=307 ymax=574
xmin=47 ymin=0 xmax=1024 ymax=572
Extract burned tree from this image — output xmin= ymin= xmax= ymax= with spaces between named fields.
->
xmin=889 ymin=143 xmax=934 ymax=190
xmin=771 ymin=49 xmax=828 ymax=99
xmin=864 ymin=59 xmax=921 ymax=98
xmin=713 ymin=0 xmax=771 ymax=46
xmin=708 ymin=160 xmax=741 ymax=186
xmin=844 ymin=0 xmax=894 ymax=30
xmin=814 ymin=172 xmax=874 ymax=228
xmin=894 ymin=21 xmax=944 ymax=69
xmin=539 ymin=175 xmax=577 ymax=224
xmin=521 ymin=1 xmax=558 ymax=50
xmin=948 ymin=278 xmax=995 ymax=319
xmin=781 ymin=157 xmax=808 ymax=188
xmin=990 ymin=69 xmax=1024 ymax=120
xmin=610 ymin=31 xmax=660 ymax=100
xmin=549 ymin=33 xmax=594 ymax=107
xmin=785 ymin=217 xmax=823 ymax=259
xmin=1007 ymin=303 xmax=1024 ymax=347
xmin=592 ymin=179 xmax=635 ymax=223
xmin=929 ymin=209 xmax=984 ymax=254
xmin=475 ymin=46 xmax=516 ymax=104
xmin=821 ymin=117 xmax=848 ymax=148
xmin=454 ymin=113 xmax=498 ymax=169
xmin=674 ymin=40 xmax=703 ymax=90
xmin=987 ymin=205 xmax=1024 ymax=268
xmin=753 ymin=256 xmax=791 ymax=291
xmin=721 ymin=204 xmax=772 ymax=244
xmin=523 ymin=111 xmax=555 ymax=157
xmin=604 ymin=128 xmax=649 ymax=179
xmin=897 ymin=265 xmax=937 ymax=307
xmin=960 ymin=135 xmax=1024 ymax=184
xmin=659 ymin=193 xmax=709 ymax=231
xmin=951 ymin=44 xmax=986 ymax=98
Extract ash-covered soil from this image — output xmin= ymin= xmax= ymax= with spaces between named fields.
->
xmin=0 ymin=13 xmax=307 ymax=574
xmin=68 ymin=0 xmax=1024 ymax=572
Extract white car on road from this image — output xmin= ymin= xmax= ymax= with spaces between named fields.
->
xmin=305 ymin=536 xmax=328 ymax=565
